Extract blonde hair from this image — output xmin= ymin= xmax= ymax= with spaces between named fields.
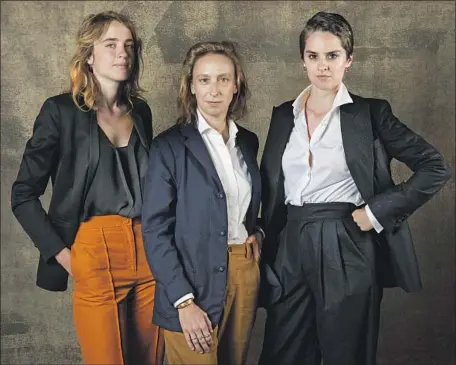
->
xmin=69 ymin=11 xmax=144 ymax=111
xmin=177 ymin=41 xmax=250 ymax=124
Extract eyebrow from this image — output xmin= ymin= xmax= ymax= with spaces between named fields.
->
xmin=102 ymin=38 xmax=134 ymax=43
xmin=305 ymin=50 xmax=342 ymax=54
xmin=195 ymin=73 xmax=232 ymax=78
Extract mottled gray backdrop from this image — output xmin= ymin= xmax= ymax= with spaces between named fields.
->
xmin=1 ymin=1 xmax=454 ymax=364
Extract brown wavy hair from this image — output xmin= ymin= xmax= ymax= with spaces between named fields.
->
xmin=177 ymin=41 xmax=250 ymax=124
xmin=69 ymin=11 xmax=144 ymax=111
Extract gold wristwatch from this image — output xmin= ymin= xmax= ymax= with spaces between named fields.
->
xmin=177 ymin=298 xmax=194 ymax=309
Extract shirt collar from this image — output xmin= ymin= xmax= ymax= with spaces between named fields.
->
xmin=292 ymin=82 xmax=353 ymax=117
xmin=196 ymin=108 xmax=238 ymax=143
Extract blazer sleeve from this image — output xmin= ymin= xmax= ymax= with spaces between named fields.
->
xmin=11 ymin=98 xmax=68 ymax=262
xmin=141 ymin=137 xmax=194 ymax=304
xmin=366 ymin=99 xmax=452 ymax=232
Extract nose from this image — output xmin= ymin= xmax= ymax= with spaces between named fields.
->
xmin=117 ymin=45 xmax=128 ymax=59
xmin=318 ymin=59 xmax=329 ymax=71
xmin=209 ymin=82 xmax=220 ymax=96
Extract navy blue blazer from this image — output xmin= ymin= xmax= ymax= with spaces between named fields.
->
xmin=142 ymin=122 xmax=261 ymax=332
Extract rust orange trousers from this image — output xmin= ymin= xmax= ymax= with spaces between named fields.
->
xmin=70 ymin=215 xmax=164 ymax=365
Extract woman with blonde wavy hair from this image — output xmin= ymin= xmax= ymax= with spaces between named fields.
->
xmin=11 ymin=11 xmax=164 ymax=365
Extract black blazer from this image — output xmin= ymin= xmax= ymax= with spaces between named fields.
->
xmin=11 ymin=93 xmax=152 ymax=292
xmin=260 ymin=93 xmax=451 ymax=305
xmin=141 ymin=123 xmax=261 ymax=332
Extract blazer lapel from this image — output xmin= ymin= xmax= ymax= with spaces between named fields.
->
xmin=340 ymin=97 xmax=374 ymax=200
xmin=81 ymin=110 xmax=100 ymax=204
xmin=236 ymin=127 xmax=261 ymax=231
xmin=181 ymin=123 xmax=223 ymax=188
xmin=236 ymin=127 xmax=260 ymax=193
xmin=264 ymin=104 xmax=294 ymax=223
xmin=131 ymin=109 xmax=149 ymax=150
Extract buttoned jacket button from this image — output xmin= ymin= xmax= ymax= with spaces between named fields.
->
xmin=217 ymin=192 xmax=224 ymax=199
xmin=218 ymin=266 xmax=225 ymax=272
xmin=219 ymin=230 xmax=226 ymax=237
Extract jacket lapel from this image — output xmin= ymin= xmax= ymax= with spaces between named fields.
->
xmin=236 ymin=127 xmax=261 ymax=231
xmin=81 ymin=110 xmax=100 ymax=206
xmin=131 ymin=109 xmax=149 ymax=150
xmin=236 ymin=127 xmax=260 ymax=194
xmin=340 ymin=97 xmax=374 ymax=200
xmin=264 ymin=104 xmax=294 ymax=224
xmin=181 ymin=123 xmax=223 ymax=188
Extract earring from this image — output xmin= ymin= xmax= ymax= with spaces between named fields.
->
xmin=345 ymin=67 xmax=350 ymax=72
xmin=304 ymin=65 xmax=307 ymax=71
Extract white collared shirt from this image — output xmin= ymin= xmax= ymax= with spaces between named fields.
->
xmin=197 ymin=109 xmax=252 ymax=244
xmin=174 ymin=110 xmax=252 ymax=307
xmin=282 ymin=83 xmax=383 ymax=232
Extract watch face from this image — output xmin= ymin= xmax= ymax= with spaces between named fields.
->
xmin=178 ymin=298 xmax=193 ymax=309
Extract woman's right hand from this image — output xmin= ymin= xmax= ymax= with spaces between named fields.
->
xmin=55 ymin=248 xmax=72 ymax=276
xmin=178 ymin=302 xmax=213 ymax=353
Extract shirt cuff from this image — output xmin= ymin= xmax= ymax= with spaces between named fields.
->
xmin=255 ymin=226 xmax=266 ymax=240
xmin=173 ymin=293 xmax=195 ymax=308
xmin=365 ymin=204 xmax=384 ymax=233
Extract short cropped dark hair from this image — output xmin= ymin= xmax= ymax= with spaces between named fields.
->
xmin=299 ymin=11 xmax=354 ymax=60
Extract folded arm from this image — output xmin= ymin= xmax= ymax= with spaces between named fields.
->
xmin=366 ymin=100 xmax=452 ymax=232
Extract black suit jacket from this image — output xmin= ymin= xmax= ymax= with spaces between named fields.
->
xmin=141 ymin=123 xmax=261 ymax=332
xmin=260 ymin=93 xmax=451 ymax=305
xmin=11 ymin=93 xmax=152 ymax=292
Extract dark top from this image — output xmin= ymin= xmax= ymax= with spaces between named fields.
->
xmin=11 ymin=92 xmax=153 ymax=292
xmin=83 ymin=126 xmax=148 ymax=220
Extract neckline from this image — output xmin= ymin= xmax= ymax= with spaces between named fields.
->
xmin=98 ymin=125 xmax=134 ymax=149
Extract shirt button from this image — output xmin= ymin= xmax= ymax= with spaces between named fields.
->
xmin=218 ymin=266 xmax=225 ymax=272
xmin=219 ymin=230 xmax=226 ymax=237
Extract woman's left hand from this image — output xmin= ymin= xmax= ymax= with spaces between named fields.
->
xmin=245 ymin=232 xmax=263 ymax=263
xmin=352 ymin=207 xmax=374 ymax=231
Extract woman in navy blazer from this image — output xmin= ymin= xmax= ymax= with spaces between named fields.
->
xmin=142 ymin=41 xmax=263 ymax=365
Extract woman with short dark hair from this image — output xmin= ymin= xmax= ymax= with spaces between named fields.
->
xmin=259 ymin=11 xmax=451 ymax=365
